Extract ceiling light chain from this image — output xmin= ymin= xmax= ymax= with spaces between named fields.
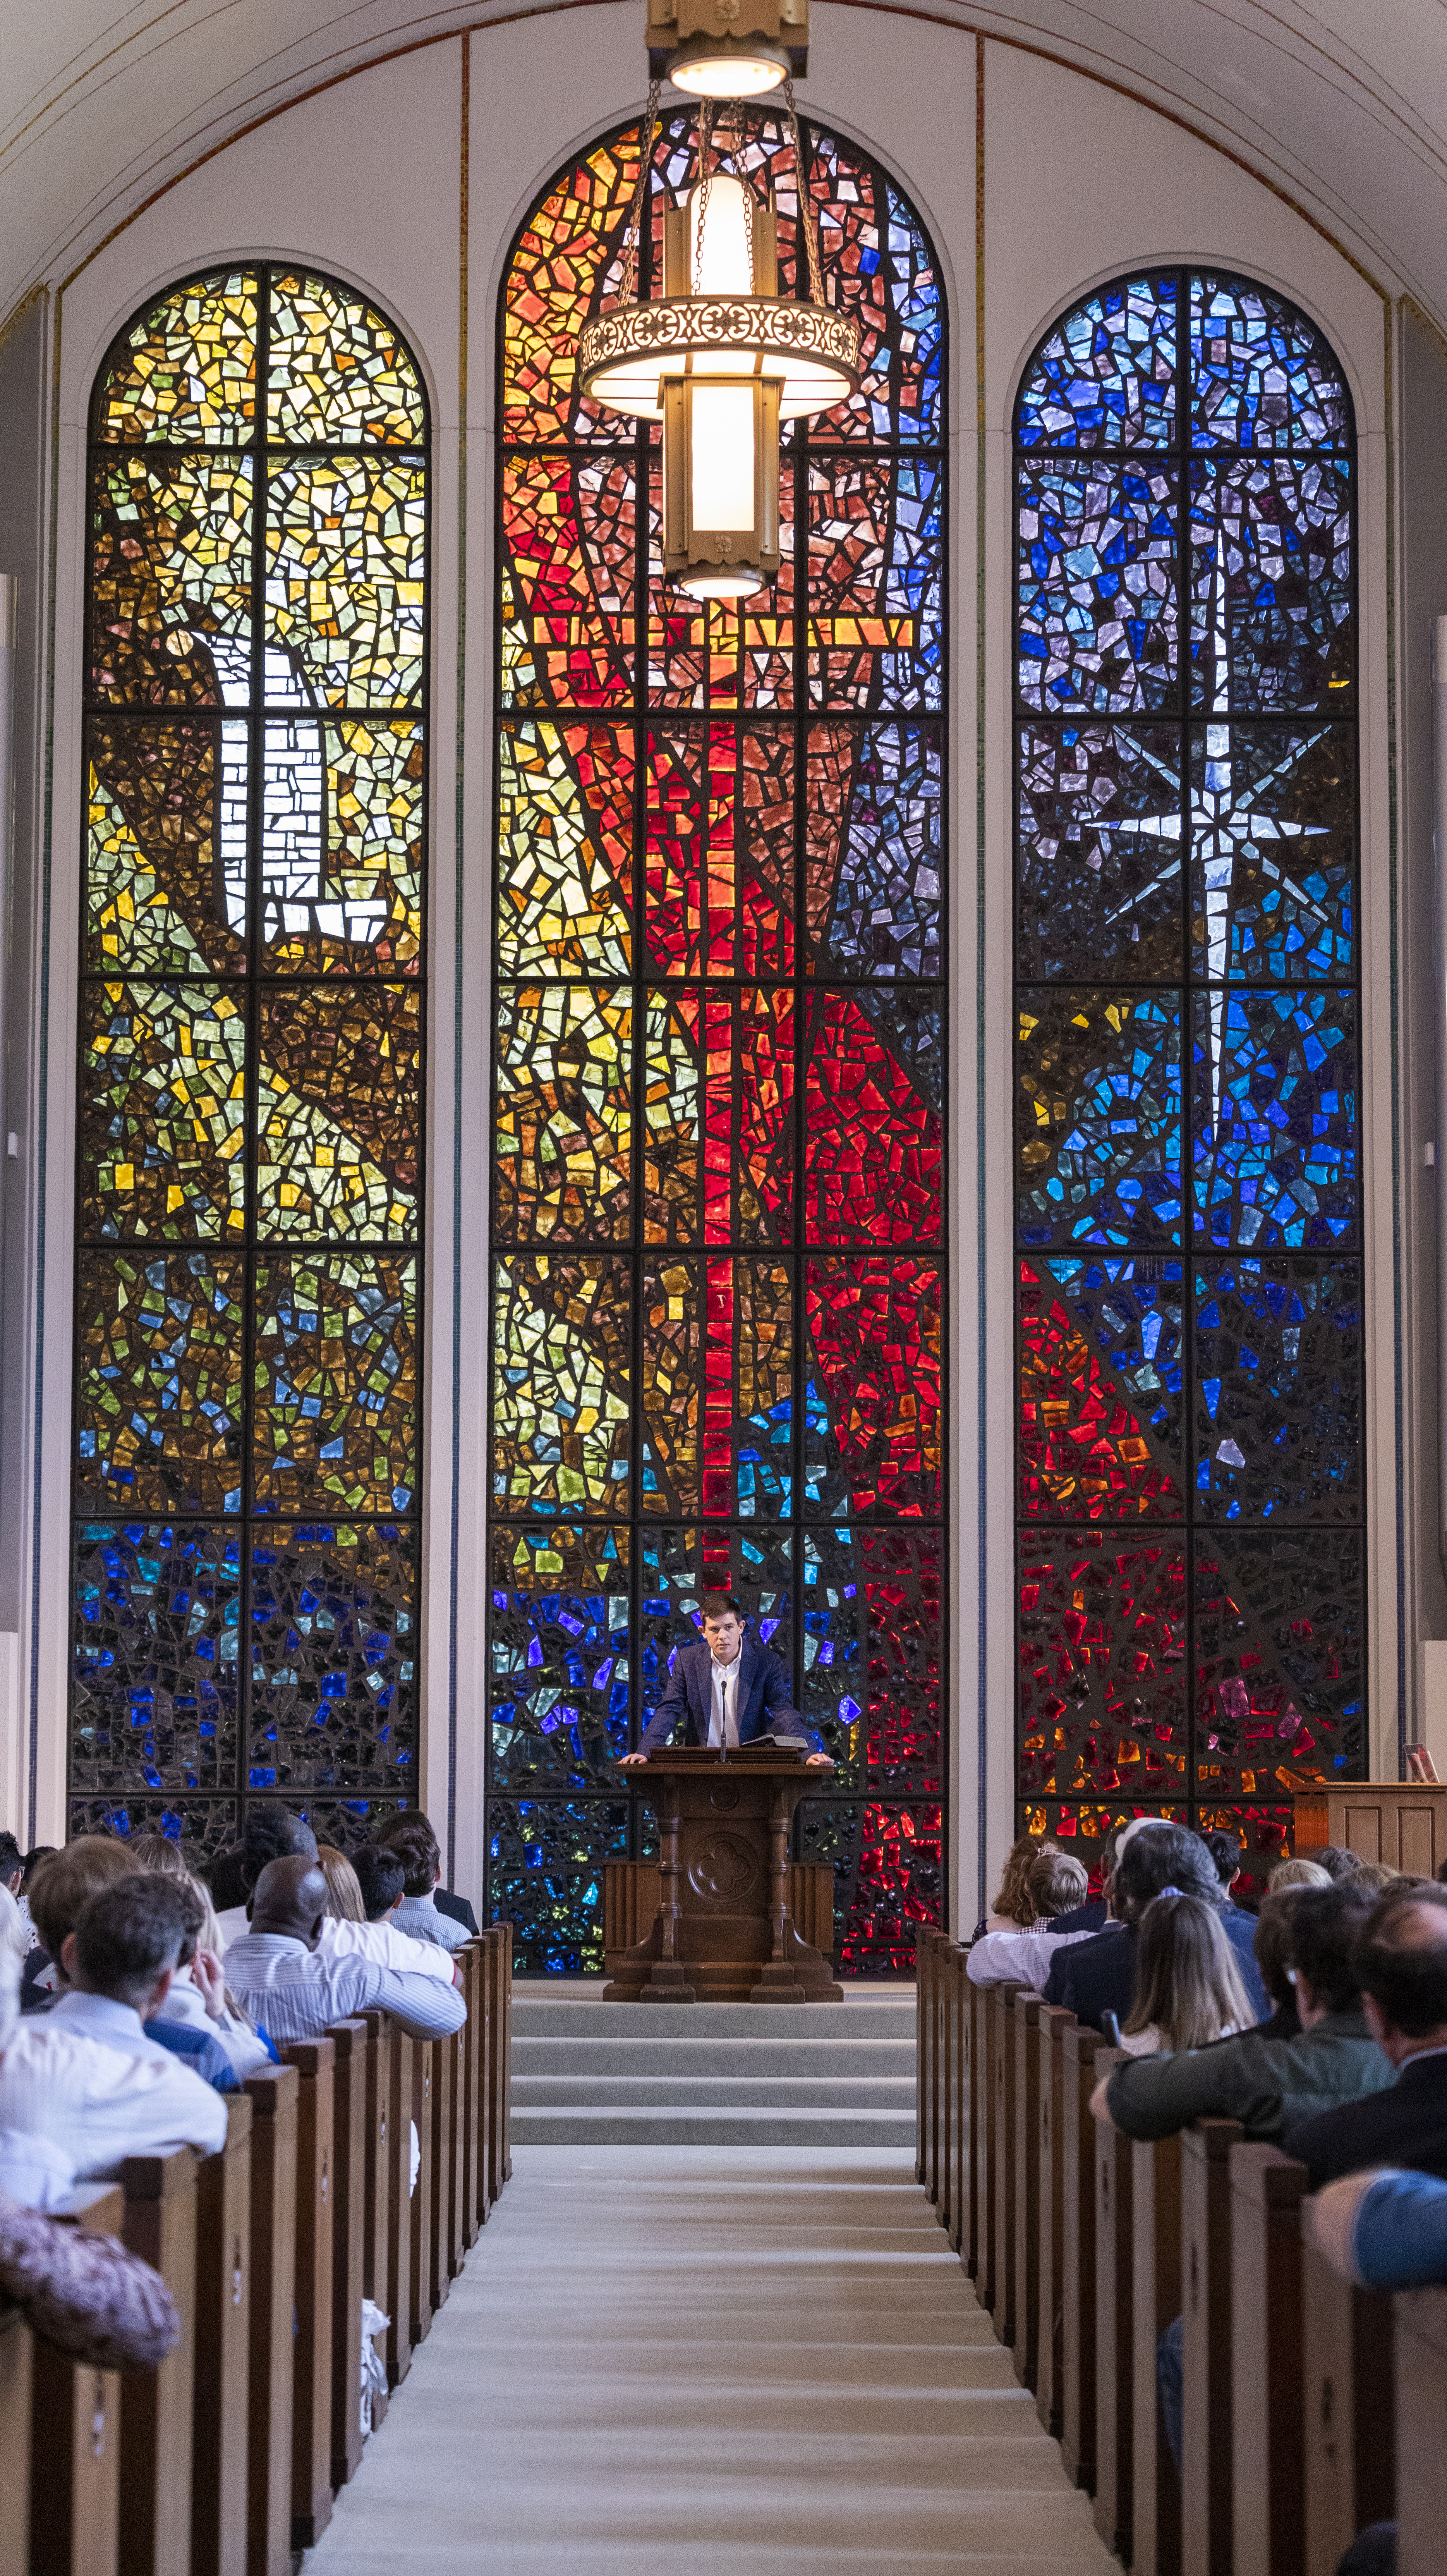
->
xmin=783 ymin=77 xmax=823 ymax=306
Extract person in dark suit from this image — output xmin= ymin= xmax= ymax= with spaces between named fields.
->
xmin=1284 ymin=1882 xmax=1447 ymax=2187
xmin=1042 ymin=1823 xmax=1268 ymax=2032
xmin=620 ymin=1594 xmax=833 ymax=1768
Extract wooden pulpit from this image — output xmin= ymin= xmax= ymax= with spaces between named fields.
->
xmin=1293 ymin=1781 xmax=1447 ymax=1878
xmin=605 ymin=1749 xmax=843 ymax=2003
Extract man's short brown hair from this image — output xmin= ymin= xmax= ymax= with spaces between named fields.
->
xmin=698 ymin=1593 xmax=743 ymax=1627
xmin=376 ymin=1817 xmax=440 ymax=1899
xmin=28 ymin=1836 xmax=137 ymax=1960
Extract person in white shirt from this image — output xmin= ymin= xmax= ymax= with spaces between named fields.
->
xmin=0 ymin=1875 xmax=228 ymax=2183
xmin=375 ymin=1820 xmax=472 ymax=1954
xmin=224 ymin=1857 xmax=467 ymax=2046
xmin=967 ymin=1845 xmax=1094 ymax=1992
xmin=343 ymin=1844 xmax=460 ymax=1985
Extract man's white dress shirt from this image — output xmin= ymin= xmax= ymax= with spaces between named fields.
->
xmin=223 ymin=1932 xmax=466 ymax=2045
xmin=157 ymin=1968 xmax=273 ymax=2077
xmin=966 ymin=1925 xmax=1094 ymax=1992
xmin=390 ymin=1895 xmax=470 ymax=1954
xmin=705 ymin=1650 xmax=743 ymax=1748
xmin=0 ymin=1989 xmax=228 ymax=2179
xmin=321 ymin=1916 xmax=457 ymax=1982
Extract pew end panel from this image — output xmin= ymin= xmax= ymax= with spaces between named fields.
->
xmin=192 ymin=2094 xmax=253 ymax=2576
xmin=1229 ymin=2143 xmax=1307 ymax=2576
xmin=1131 ymin=2131 xmax=1183 ymax=2576
xmin=30 ymin=2180 xmax=126 ymax=2576
xmin=1396 ymin=2283 xmax=1447 ymax=2576
xmin=1035 ymin=2004 xmax=1074 ymax=2441
xmin=242 ymin=2062 xmax=300 ymax=2576
xmin=1059 ymin=2019 xmax=1104 ymax=2493
xmin=1181 ymin=2118 xmax=1243 ymax=2576
xmin=1092 ymin=2055 xmax=1133 ymax=2562
xmin=118 ymin=2146 xmax=199 ymax=2576
xmin=0 ymin=2305 xmax=31 ymax=2576
xmin=1011 ymin=1989 xmax=1044 ymax=2390
xmin=326 ymin=2018 xmax=369 ymax=2496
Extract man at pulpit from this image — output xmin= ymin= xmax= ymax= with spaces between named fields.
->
xmin=618 ymin=1596 xmax=834 ymax=1768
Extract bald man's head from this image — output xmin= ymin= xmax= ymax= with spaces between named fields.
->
xmin=249 ymin=1855 xmax=327 ymax=1948
xmin=1356 ymin=1886 xmax=1447 ymax=2047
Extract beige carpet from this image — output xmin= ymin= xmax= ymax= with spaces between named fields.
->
xmin=305 ymin=2146 xmax=1115 ymax=2574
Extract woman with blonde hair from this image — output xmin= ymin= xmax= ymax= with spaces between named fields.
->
xmin=1120 ymin=1890 xmax=1256 ymax=2058
xmin=128 ymin=1835 xmax=273 ymax=2077
xmin=1268 ymin=1857 xmax=1333 ymax=1894
xmin=317 ymin=1845 xmax=367 ymax=1924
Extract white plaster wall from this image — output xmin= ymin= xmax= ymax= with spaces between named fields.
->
xmin=24 ymin=2 xmax=1403 ymax=1928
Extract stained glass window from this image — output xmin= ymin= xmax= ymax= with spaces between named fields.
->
xmin=492 ymin=115 xmax=946 ymax=1971
xmin=74 ymin=268 xmax=427 ymax=1857
xmin=1014 ymin=273 xmax=1363 ymax=1891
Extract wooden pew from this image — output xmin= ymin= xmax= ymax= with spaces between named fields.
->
xmin=1230 ymin=2143 xmax=1306 ymax=2576
xmin=326 ymin=2018 xmax=368 ymax=2495
xmin=385 ymin=2028 xmax=415 ymax=2388
xmin=1299 ymin=2224 xmax=1395 ymax=2576
xmin=989 ymin=1982 xmax=1026 ymax=2332
xmin=427 ymin=2027 xmax=455 ymax=2315
xmin=498 ymin=1923 xmax=513 ymax=2185
xmin=937 ymin=1939 xmax=956 ymax=2243
xmin=30 ymin=2180 xmax=125 ymax=2576
xmin=359 ymin=2007 xmax=393 ymax=2428
xmin=448 ymin=2010 xmax=468 ymax=2280
xmin=915 ymin=1927 xmax=935 ymax=2193
xmin=1012 ymin=1988 xmax=1044 ymax=2389
xmin=948 ymin=1949 xmax=970 ymax=2261
xmin=1396 ymin=2283 xmax=1447 ymax=2576
xmin=1035 ymin=2004 xmax=1073 ymax=2440
xmin=118 ymin=2146 xmax=198 ymax=2576
xmin=243 ymin=2062 xmax=299 ymax=2576
xmin=192 ymin=2095 xmax=252 ymax=2576
xmin=1059 ymin=2019 xmax=1102 ymax=2492
xmin=280 ymin=2037 xmax=336 ymax=2549
xmin=0 ymin=2303 xmax=31 ymax=2576
xmin=1093 ymin=2050 xmax=1133 ymax=2560
xmin=956 ymin=1969 xmax=980 ymax=2280
xmin=1181 ymin=2118 xmax=1243 ymax=2576
xmin=459 ymin=1943 xmax=484 ymax=2247
xmin=409 ymin=2035 xmax=435 ymax=2351
xmin=1131 ymin=2132 xmax=1183 ymax=2576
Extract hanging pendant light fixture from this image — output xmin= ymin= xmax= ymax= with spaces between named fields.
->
xmin=577 ymin=0 xmax=860 ymax=601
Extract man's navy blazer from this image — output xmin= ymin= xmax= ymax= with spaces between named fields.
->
xmin=1284 ymin=2047 xmax=1447 ymax=2188
xmin=1042 ymin=1904 xmax=1268 ymax=2033
xmin=637 ymin=1637 xmax=813 ymax=1755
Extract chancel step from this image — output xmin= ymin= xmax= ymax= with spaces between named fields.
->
xmin=511 ymin=1985 xmax=916 ymax=2146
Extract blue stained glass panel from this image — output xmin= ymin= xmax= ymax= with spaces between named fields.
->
xmin=488 ymin=1522 xmax=631 ymax=1787
xmin=1189 ymin=724 xmax=1355 ymax=984
xmin=1189 ymin=276 xmax=1352 ymax=453
xmin=1016 ymin=721 xmax=1183 ymax=983
xmin=488 ymin=1796 xmax=631 ymax=1973
xmin=1192 ymin=988 xmax=1357 ymax=1249
xmin=1016 ymin=276 xmax=1178 ymax=452
xmin=1190 ymin=457 xmax=1353 ymax=714
xmin=1017 ymin=464 xmax=1179 ymax=713
xmin=1192 ymin=1258 xmax=1362 ymax=1521
xmin=1017 ymin=989 xmax=1182 ymax=1249
xmin=71 ymin=1519 xmax=241 ymax=1793
xmin=819 ymin=722 xmax=942 ymax=979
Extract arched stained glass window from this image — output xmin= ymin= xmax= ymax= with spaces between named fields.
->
xmin=1013 ymin=272 xmax=1363 ymax=1886
xmin=72 ymin=268 xmax=429 ymax=1859
xmin=492 ymin=114 xmax=946 ymax=1971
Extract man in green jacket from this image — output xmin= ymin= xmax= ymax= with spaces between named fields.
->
xmin=1100 ymin=1882 xmax=1393 ymax=2143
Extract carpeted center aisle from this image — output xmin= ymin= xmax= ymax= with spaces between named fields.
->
xmin=304 ymin=2146 xmax=1114 ymax=2574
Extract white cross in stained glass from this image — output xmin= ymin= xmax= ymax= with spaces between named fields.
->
xmin=1096 ymin=524 xmax=1334 ymax=1118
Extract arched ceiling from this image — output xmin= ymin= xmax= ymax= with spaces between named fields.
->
xmin=3 ymin=0 xmax=1445 ymax=328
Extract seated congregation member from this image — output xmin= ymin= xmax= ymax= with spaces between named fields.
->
xmin=1284 ymin=1882 xmax=1447 ymax=2187
xmin=967 ymin=1847 xmax=1091 ymax=1990
xmin=1103 ymin=1883 xmax=1389 ymax=2145
xmin=1201 ymin=1828 xmax=1244 ymax=1903
xmin=1317 ymin=1845 xmax=1363 ymax=1884
xmin=1309 ymin=2162 xmax=1447 ymax=2292
xmin=0 ymin=1876 xmax=228 ymax=2186
xmin=0 ymin=1832 xmax=22 ymax=1902
xmin=1269 ymin=1856 xmax=1333 ymax=1893
xmin=372 ymin=1810 xmax=479 ymax=1935
xmin=127 ymin=1837 xmax=272 ymax=2078
xmin=224 ymin=1856 xmax=466 ymax=2043
xmin=1116 ymin=1889 xmax=1255 ymax=2059
xmin=1042 ymin=1815 xmax=1162 ymax=1940
xmin=974 ymin=1832 xmax=1048 ymax=1938
xmin=315 ymin=1840 xmax=458 ymax=1987
xmin=619 ymin=1593 xmax=832 ymax=1769
xmin=22 ymin=1835 xmax=143 ymax=2011
xmin=211 ymin=1801 xmax=319 ymax=1946
xmin=373 ymin=1818 xmax=473 ymax=1955
xmin=1045 ymin=1825 xmax=1267 ymax=2034
xmin=0 ymin=1944 xmax=179 ymax=2359
xmin=1252 ymin=1889 xmax=1305 ymax=2040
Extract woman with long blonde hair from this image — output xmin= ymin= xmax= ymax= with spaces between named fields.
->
xmin=1122 ymin=1890 xmax=1256 ymax=2057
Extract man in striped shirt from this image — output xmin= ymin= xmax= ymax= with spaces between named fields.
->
xmin=224 ymin=1858 xmax=466 ymax=2047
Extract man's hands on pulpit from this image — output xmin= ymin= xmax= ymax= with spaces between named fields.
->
xmin=618 ymin=1751 xmax=648 ymax=1766
xmin=805 ymin=1753 xmax=833 ymax=1767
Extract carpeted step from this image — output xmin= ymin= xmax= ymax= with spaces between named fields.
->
xmin=510 ymin=2103 xmax=917 ymax=2146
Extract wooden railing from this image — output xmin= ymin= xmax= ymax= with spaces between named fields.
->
xmin=916 ymin=1927 xmax=1435 ymax=2576
xmin=3 ymin=1923 xmax=511 ymax=2576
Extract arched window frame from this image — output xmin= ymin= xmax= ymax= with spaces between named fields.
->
xmin=1010 ymin=267 xmax=1364 ymax=1890
xmin=70 ymin=262 xmax=431 ymax=1862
